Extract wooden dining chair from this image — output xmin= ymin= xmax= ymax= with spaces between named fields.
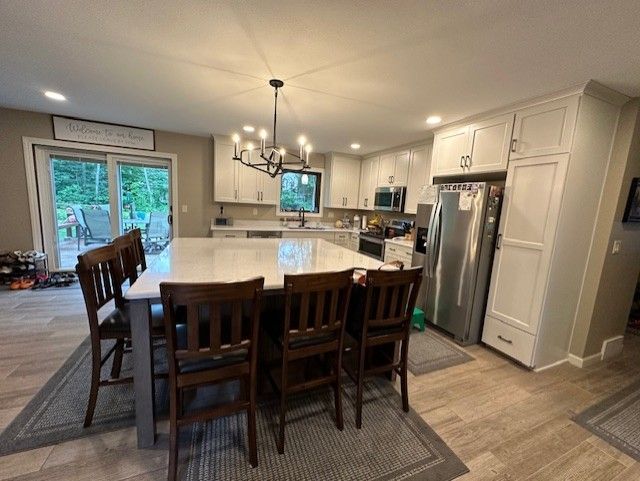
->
xmin=76 ymin=244 xmax=166 ymax=428
xmin=160 ymin=277 xmax=264 ymax=481
xmin=113 ymin=233 xmax=139 ymax=284
xmin=344 ymin=267 xmax=422 ymax=428
xmin=263 ymin=269 xmax=354 ymax=454
xmin=128 ymin=228 xmax=147 ymax=273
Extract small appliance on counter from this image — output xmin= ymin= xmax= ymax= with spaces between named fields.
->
xmin=358 ymin=218 xmax=413 ymax=260
xmin=214 ymin=206 xmax=233 ymax=226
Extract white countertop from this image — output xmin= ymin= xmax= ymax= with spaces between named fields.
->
xmin=385 ymin=237 xmax=414 ymax=249
xmin=210 ymin=220 xmax=362 ymax=234
xmin=124 ymin=237 xmax=383 ymax=300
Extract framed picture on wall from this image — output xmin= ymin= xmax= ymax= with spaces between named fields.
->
xmin=623 ymin=177 xmax=640 ymax=223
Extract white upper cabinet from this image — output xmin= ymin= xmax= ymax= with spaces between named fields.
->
xmin=484 ymin=153 xmax=568 ymax=335
xmin=213 ymin=138 xmax=238 ymax=202
xmin=404 ymin=144 xmax=432 ymax=214
xmin=324 ymin=154 xmax=361 ymax=209
xmin=510 ymin=96 xmax=579 ymax=159
xmin=377 ymin=151 xmax=410 ymax=186
xmin=466 ymin=113 xmax=514 ymax=173
xmin=260 ymin=174 xmax=278 ymax=205
xmin=432 ymin=113 xmax=514 ymax=177
xmin=431 ymin=126 xmax=469 ymax=176
xmin=358 ymin=155 xmax=379 ymax=210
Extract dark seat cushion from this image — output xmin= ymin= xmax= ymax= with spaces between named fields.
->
xmin=178 ymin=350 xmax=248 ymax=374
xmin=263 ymin=319 xmax=335 ymax=349
xmin=99 ymin=303 xmax=167 ymax=337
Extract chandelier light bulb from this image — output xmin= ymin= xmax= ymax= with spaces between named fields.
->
xmin=297 ymin=135 xmax=307 ymax=146
xmin=259 ymin=129 xmax=268 ymax=139
xmin=232 ymin=133 xmax=240 ymax=143
xmin=280 ymin=148 xmax=286 ymax=160
xmin=246 ymin=142 xmax=254 ymax=150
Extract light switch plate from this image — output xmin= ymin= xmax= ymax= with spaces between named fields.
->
xmin=252 ymin=208 xmax=258 ymax=216
xmin=328 ymin=212 xmax=334 ymax=218
xmin=612 ymin=240 xmax=621 ymax=254
xmin=181 ymin=205 xmax=188 ymax=213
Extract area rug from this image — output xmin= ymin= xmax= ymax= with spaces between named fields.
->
xmin=407 ymin=328 xmax=474 ymax=376
xmin=184 ymin=378 xmax=468 ymax=481
xmin=573 ymin=378 xmax=640 ymax=461
xmin=0 ymin=338 xmax=468 ymax=481
xmin=0 ymin=337 xmax=169 ymax=457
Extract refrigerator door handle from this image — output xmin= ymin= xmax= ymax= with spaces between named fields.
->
xmin=424 ymin=201 xmax=438 ymax=277
xmin=429 ymin=201 xmax=443 ymax=278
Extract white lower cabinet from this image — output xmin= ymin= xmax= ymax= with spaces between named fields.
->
xmin=482 ymin=316 xmax=536 ymax=366
xmin=383 ymin=241 xmax=412 ymax=265
xmin=212 ymin=230 xmax=247 ymax=238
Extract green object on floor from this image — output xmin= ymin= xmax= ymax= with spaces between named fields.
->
xmin=412 ymin=307 xmax=425 ymax=332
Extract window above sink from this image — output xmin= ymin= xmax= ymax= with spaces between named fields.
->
xmin=277 ymin=168 xmax=324 ymax=217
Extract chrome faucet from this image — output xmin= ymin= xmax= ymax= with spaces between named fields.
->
xmin=299 ymin=207 xmax=306 ymax=227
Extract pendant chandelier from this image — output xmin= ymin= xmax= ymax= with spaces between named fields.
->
xmin=232 ymin=79 xmax=312 ymax=178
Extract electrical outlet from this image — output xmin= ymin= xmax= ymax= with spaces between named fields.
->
xmin=181 ymin=205 xmax=188 ymax=213
xmin=253 ymin=208 xmax=258 ymax=216
xmin=328 ymin=212 xmax=334 ymax=218
xmin=612 ymin=240 xmax=622 ymax=254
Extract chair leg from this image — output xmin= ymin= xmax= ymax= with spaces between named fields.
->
xmin=110 ymin=339 xmax=125 ymax=379
xmin=168 ymin=391 xmax=179 ymax=481
xmin=401 ymin=342 xmax=410 ymax=413
xmin=277 ymin=358 xmax=288 ymax=454
xmin=355 ymin=344 xmax=367 ymax=429
xmin=333 ymin=352 xmax=344 ymax=431
xmin=84 ymin=340 xmax=101 ymax=428
xmin=247 ymin=376 xmax=258 ymax=467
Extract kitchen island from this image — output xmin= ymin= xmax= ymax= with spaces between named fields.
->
xmin=125 ymin=237 xmax=383 ymax=447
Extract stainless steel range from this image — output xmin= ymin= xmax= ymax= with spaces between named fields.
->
xmin=358 ymin=230 xmax=385 ymax=260
xmin=358 ymin=219 xmax=413 ymax=261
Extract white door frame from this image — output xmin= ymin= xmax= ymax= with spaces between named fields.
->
xmin=22 ymin=137 xmax=179 ymax=255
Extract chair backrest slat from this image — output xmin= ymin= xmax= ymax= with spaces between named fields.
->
xmin=231 ymin=301 xmax=242 ymax=345
xmin=160 ymin=278 xmax=264 ymax=361
xmin=128 ymin=228 xmax=147 ymax=272
xmin=361 ymin=267 xmax=423 ymax=334
xmin=76 ymin=245 xmax=125 ymax=337
xmin=283 ymin=270 xmax=354 ymax=343
xmin=314 ymin=291 xmax=325 ymax=330
xmin=113 ymin=233 xmax=139 ymax=285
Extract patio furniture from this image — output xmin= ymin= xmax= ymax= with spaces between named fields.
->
xmin=57 ymin=221 xmax=81 ymax=249
xmin=81 ymin=208 xmax=112 ymax=245
xmin=145 ymin=212 xmax=170 ymax=253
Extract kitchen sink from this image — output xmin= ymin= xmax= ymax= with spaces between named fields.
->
xmin=286 ymin=226 xmax=327 ymax=230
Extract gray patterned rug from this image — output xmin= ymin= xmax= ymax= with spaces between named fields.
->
xmin=408 ymin=329 xmax=474 ymax=376
xmin=0 ymin=337 xmax=468 ymax=481
xmin=573 ymin=379 xmax=640 ymax=461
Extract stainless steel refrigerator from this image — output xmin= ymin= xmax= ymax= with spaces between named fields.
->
xmin=416 ymin=182 xmax=502 ymax=345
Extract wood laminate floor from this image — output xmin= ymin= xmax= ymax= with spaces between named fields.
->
xmin=0 ymin=286 xmax=639 ymax=480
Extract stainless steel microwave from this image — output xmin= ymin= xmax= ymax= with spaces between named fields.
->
xmin=374 ymin=186 xmax=406 ymax=212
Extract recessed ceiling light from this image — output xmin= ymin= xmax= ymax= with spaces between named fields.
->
xmin=350 ymin=143 xmax=361 ymax=150
xmin=243 ymin=125 xmax=255 ymax=133
xmin=44 ymin=90 xmax=66 ymax=101
xmin=426 ymin=115 xmax=442 ymax=125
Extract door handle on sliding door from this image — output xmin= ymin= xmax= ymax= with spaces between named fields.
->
xmin=496 ymin=234 xmax=502 ymax=249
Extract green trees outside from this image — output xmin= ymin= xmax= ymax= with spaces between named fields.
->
xmin=52 ymin=157 xmax=169 ymax=223
xmin=280 ymin=172 xmax=319 ymax=213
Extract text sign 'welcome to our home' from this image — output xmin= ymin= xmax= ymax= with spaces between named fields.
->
xmin=53 ymin=116 xmax=155 ymax=150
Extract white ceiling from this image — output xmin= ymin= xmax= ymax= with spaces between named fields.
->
xmin=1 ymin=0 xmax=639 ymax=154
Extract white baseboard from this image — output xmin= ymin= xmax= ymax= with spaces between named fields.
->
xmin=601 ymin=335 xmax=624 ymax=360
xmin=568 ymin=352 xmax=602 ymax=368
xmin=534 ymin=358 xmax=569 ymax=373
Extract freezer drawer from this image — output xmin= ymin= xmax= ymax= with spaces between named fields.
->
xmin=482 ymin=315 xmax=535 ymax=367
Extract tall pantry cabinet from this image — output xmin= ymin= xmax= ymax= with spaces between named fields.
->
xmin=480 ymin=86 xmax=626 ymax=369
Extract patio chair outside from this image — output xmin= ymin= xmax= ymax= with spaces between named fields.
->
xmin=81 ymin=208 xmax=112 ymax=245
xmin=145 ymin=211 xmax=170 ymax=253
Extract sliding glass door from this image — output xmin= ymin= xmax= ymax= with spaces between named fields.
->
xmin=35 ymin=148 xmax=172 ymax=271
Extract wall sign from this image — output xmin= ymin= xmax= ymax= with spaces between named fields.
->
xmin=53 ymin=116 xmax=155 ymax=150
